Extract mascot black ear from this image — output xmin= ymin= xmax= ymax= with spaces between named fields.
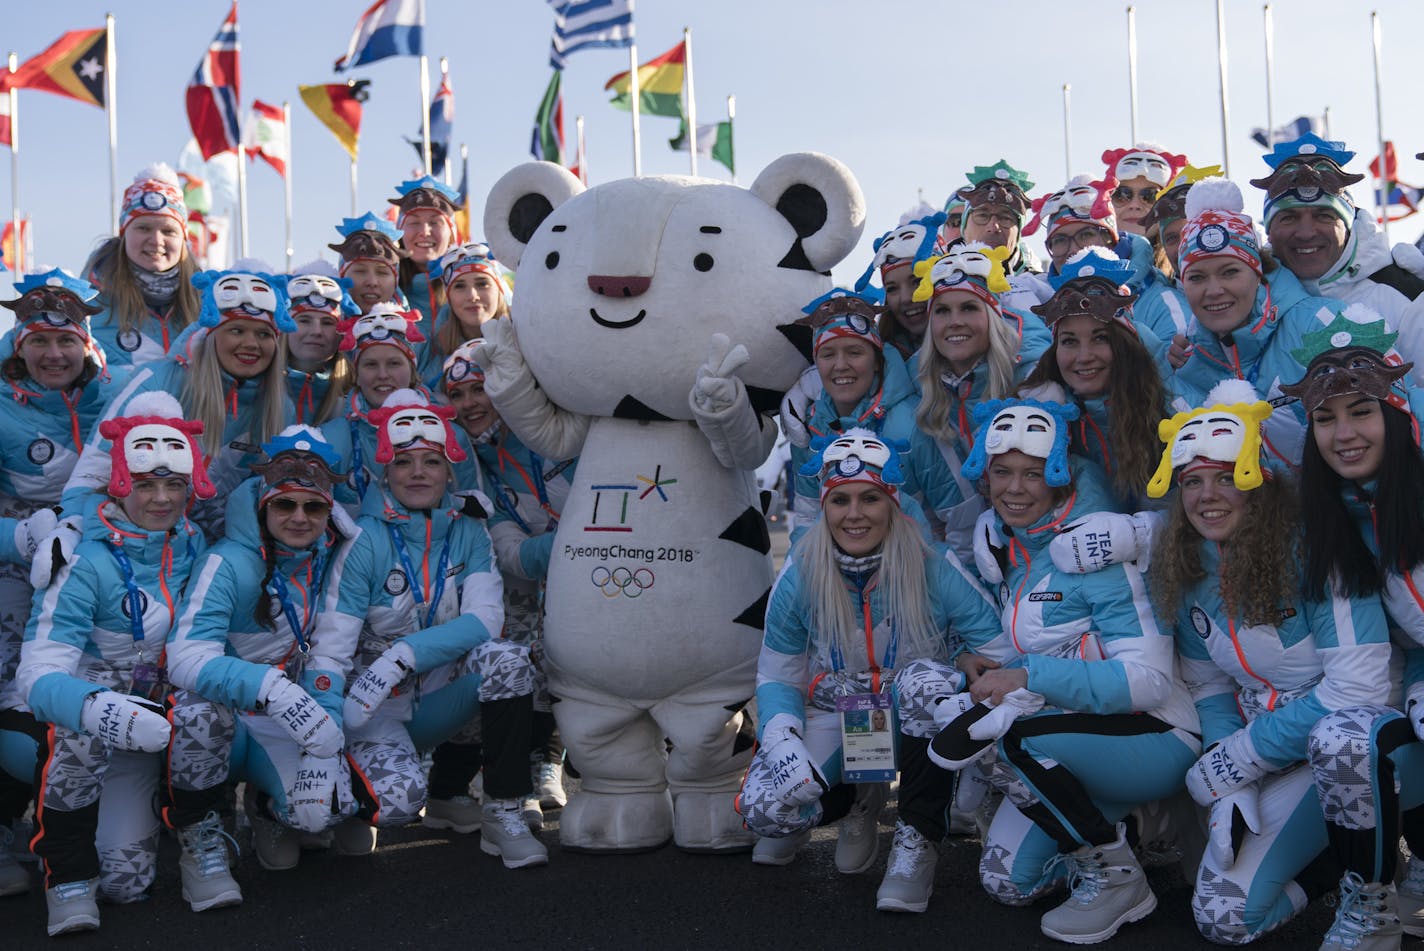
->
xmin=482 ymin=162 xmax=586 ymax=268
xmin=750 ymin=152 xmax=866 ymax=274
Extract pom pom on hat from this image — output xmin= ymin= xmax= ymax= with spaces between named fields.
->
xmin=1183 ymin=177 xmax=1244 ymax=220
xmin=292 ymin=258 xmax=338 ymax=278
xmin=132 ymin=163 xmax=181 ymax=188
xmin=125 ymin=391 xmax=185 ymax=419
xmin=367 ymin=388 xmax=467 ymax=465
xmin=1204 ymin=378 xmax=1261 ymax=409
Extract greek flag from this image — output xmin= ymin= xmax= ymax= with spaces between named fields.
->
xmin=548 ymin=0 xmax=634 ymax=69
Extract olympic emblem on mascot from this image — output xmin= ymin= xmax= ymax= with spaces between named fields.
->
xmin=590 ymin=565 xmax=655 ymax=599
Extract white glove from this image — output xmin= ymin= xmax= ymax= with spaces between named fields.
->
xmin=932 ymin=692 xmax=977 ymax=730
xmin=472 ymin=639 xmax=534 ymax=702
xmin=1185 ymin=730 xmax=1269 ymax=805
xmin=285 ymin=752 xmax=356 ymax=833
xmin=778 ymin=365 xmax=823 ymax=449
xmin=80 ymin=691 xmax=171 ymax=753
xmin=1405 ymin=681 xmax=1424 ymax=743
xmin=1205 ymin=785 xmax=1261 ymax=869
xmin=28 ymin=515 xmax=83 ymax=588
xmin=1049 ymin=511 xmax=1159 ymax=574
xmin=342 ymin=642 xmax=415 ymax=731
xmin=13 ymin=508 xmax=59 ymax=563
xmin=690 ymin=333 xmax=749 ymax=415
xmin=967 ymin=688 xmax=1046 ymax=741
xmin=260 ymin=672 xmax=343 ymax=757
xmin=973 ymin=509 xmax=1007 ymax=586
xmin=469 ymin=317 xmax=531 ymax=391
xmin=760 ymin=718 xmax=828 ymax=807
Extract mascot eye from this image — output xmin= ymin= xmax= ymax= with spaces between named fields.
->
xmin=545 ymin=252 xmax=560 ymax=270
xmin=694 ymin=253 xmax=714 ymax=272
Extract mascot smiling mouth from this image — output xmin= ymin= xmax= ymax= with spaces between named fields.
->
xmin=589 ymin=307 xmax=647 ymax=329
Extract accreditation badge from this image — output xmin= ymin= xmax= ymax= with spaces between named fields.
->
xmin=837 ymin=692 xmax=896 ymax=782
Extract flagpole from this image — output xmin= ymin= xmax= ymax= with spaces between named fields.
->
xmin=1262 ymin=4 xmax=1276 ymax=146
xmin=726 ymin=94 xmax=736 ymax=186
xmin=575 ymin=115 xmax=587 ymax=184
xmin=105 ymin=14 xmax=119 ymax=234
xmin=1062 ymin=83 xmax=1072 ymax=180
xmin=628 ymin=44 xmax=642 ymax=177
xmin=1126 ymin=6 xmax=1138 ymax=144
xmin=8 ymin=52 xmax=22 ymax=274
xmin=418 ymin=55 xmax=432 ymax=175
xmin=1371 ymin=10 xmax=1388 ymax=241
xmin=683 ymin=28 xmax=697 ymax=177
xmin=1215 ymin=0 xmax=1232 ymax=177
xmin=1323 ymin=105 xmax=1333 ymax=139
xmin=282 ymin=100 xmax=294 ymax=272
xmin=236 ymin=143 xmax=249 ymax=256
xmin=439 ymin=57 xmax=451 ymax=186
xmin=349 ymin=156 xmax=358 ymax=218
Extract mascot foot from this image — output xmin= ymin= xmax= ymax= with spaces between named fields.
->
xmin=559 ymin=790 xmax=672 ymax=853
xmin=673 ymin=790 xmax=755 ymax=853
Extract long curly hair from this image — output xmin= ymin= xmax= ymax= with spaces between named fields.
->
xmin=1020 ymin=319 xmax=1169 ymax=502
xmin=1151 ymin=475 xmax=1299 ymax=626
xmin=1299 ymin=400 xmax=1424 ymax=599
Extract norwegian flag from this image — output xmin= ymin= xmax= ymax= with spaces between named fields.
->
xmin=185 ymin=2 xmax=241 ymax=161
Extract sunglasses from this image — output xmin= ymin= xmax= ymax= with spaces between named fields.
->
xmin=268 ymin=497 xmax=332 ymax=516
xmin=1112 ymin=185 xmax=1159 ymax=204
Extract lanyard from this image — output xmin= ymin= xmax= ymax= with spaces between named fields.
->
xmin=266 ymin=547 xmax=328 ymax=657
xmin=349 ymin=416 xmax=370 ymax=501
xmin=387 ymin=522 xmax=451 ymax=628
xmin=105 ymin=533 xmax=189 ymax=648
xmin=827 ymin=573 xmax=897 ymax=689
xmin=807 ymin=385 xmax=886 ymax=439
xmin=491 ymin=447 xmax=559 ymax=535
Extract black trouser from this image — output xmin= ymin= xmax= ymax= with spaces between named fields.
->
xmin=0 ymin=707 xmax=45 ymax=821
xmin=428 ymin=696 xmax=534 ymax=802
xmin=813 ymin=736 xmax=952 ymax=840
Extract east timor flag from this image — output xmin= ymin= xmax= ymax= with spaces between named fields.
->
xmin=13 ymin=28 xmax=107 ymax=108
xmin=299 ymin=80 xmax=370 ymax=161
xmin=604 ymin=41 xmax=684 ymax=118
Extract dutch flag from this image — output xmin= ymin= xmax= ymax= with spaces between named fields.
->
xmin=335 ymin=0 xmax=425 ymax=72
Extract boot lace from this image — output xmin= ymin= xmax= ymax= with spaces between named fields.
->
xmin=1325 ymin=871 xmax=1393 ymax=948
xmin=885 ymin=823 xmax=929 ymax=877
xmin=186 ymin=811 xmax=240 ymax=876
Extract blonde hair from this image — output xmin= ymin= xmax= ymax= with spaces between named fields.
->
xmin=797 ymin=512 xmax=944 ymax=672
xmin=182 ymin=327 xmax=290 ymax=456
xmin=915 ymin=306 xmax=1018 ymax=443
xmin=433 ymin=296 xmax=511 ymax=362
xmin=287 ymin=351 xmax=353 ymax=426
xmin=83 ymin=236 xmax=200 ymax=336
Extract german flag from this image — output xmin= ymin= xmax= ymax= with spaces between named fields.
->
xmin=12 ymin=28 xmax=108 ymax=108
xmin=299 ymin=80 xmax=370 ymax=161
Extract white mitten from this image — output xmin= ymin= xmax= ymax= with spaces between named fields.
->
xmin=967 ymin=689 xmax=1046 ymax=741
xmin=1185 ymin=729 xmax=1270 ymax=805
xmin=1405 ymin=681 xmax=1424 ymax=743
xmin=260 ymin=671 xmax=343 ymax=757
xmin=286 ymin=752 xmax=355 ymax=833
xmin=973 ymin=509 xmax=1006 ymax=586
xmin=1205 ymin=785 xmax=1261 ymax=869
xmin=28 ymin=515 xmax=83 ymax=588
xmin=690 ymin=333 xmax=750 ymax=415
xmin=469 ymin=317 xmax=531 ymax=393
xmin=760 ymin=716 xmax=828 ymax=807
xmin=342 ymin=642 xmax=415 ymax=731
xmin=1049 ymin=511 xmax=1160 ymax=574
xmin=932 ymin=692 xmax=977 ymax=730
xmin=778 ymin=365 xmax=823 ymax=449
xmin=928 ymin=688 xmax=1044 ymax=771
xmin=80 ymin=691 xmax=171 ymax=753
xmin=472 ymin=639 xmax=534 ymax=702
xmin=13 ymin=508 xmax=59 ymax=563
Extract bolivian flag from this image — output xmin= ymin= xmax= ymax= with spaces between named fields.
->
xmin=299 ymin=80 xmax=370 ymax=161
xmin=604 ymin=41 xmax=684 ymax=118
xmin=11 ymin=28 xmax=108 ymax=108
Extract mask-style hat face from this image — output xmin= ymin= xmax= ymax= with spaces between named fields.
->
xmin=123 ymin=424 xmax=196 ymax=478
xmin=1281 ymin=347 xmax=1412 ymax=415
xmin=213 ymin=273 xmax=278 ymax=317
xmin=982 ymin=403 xmax=1059 ymax=461
xmin=1146 ymin=380 xmax=1274 ymax=499
xmin=287 ymin=274 xmax=353 ymax=315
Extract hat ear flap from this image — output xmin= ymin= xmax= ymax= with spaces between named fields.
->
xmin=1232 ymin=428 xmax=1265 ymax=491
xmin=960 ymin=435 xmax=990 ymax=484
xmin=1146 ymin=414 xmax=1188 ymax=499
xmin=1022 ymin=194 xmax=1050 ymax=237
xmin=188 ymin=439 xmax=217 ymax=500
xmin=1090 ymin=178 xmax=1117 ymax=220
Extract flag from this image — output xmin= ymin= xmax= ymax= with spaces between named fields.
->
xmin=670 ymin=119 xmax=734 ymax=174
xmin=1 ymin=219 xmax=28 ymax=271
xmin=605 ymin=41 xmax=683 ymax=117
xmin=453 ymin=149 xmax=470 ymax=240
xmin=176 ymin=171 xmax=212 ymax=216
xmin=245 ymin=100 xmax=287 ymax=177
xmin=335 ymin=0 xmax=424 ymax=72
xmin=0 ymin=82 xmax=10 ymax=149
xmin=185 ymin=2 xmax=241 ymax=161
xmin=1370 ymin=141 xmax=1420 ymax=222
xmin=406 ymin=67 xmax=453 ymax=176
xmin=531 ymin=70 xmax=564 ymax=163
xmin=299 ymin=81 xmax=370 ymax=160
xmin=10 ymin=28 xmax=107 ymax=108
xmin=549 ymin=0 xmax=634 ymax=69
xmin=1250 ymin=115 xmax=1324 ymax=149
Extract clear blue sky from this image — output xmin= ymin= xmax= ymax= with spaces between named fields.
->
xmin=5 ymin=0 xmax=1424 ymax=291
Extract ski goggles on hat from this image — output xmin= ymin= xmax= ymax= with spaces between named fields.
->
xmin=812 ymin=307 xmax=882 ymax=356
xmin=120 ymin=178 xmax=188 ymax=232
xmin=1177 ymin=209 xmax=1262 ymax=278
xmin=432 ymin=242 xmax=502 ymax=286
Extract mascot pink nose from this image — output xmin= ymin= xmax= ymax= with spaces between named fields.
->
xmin=587 ymin=275 xmax=651 ymax=298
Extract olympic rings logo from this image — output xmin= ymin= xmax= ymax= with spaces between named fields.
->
xmin=590 ymin=565 xmax=655 ymax=599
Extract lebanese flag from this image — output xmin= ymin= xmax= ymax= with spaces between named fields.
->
xmin=0 ymin=82 xmax=10 ymax=148
xmin=185 ymin=3 xmax=241 ymax=160
xmin=244 ymin=99 xmax=287 ymax=177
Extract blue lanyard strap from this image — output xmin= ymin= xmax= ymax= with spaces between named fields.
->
xmin=349 ymin=418 xmax=370 ymax=501
xmin=266 ymin=548 xmax=328 ymax=655
xmin=107 ymin=542 xmax=147 ymax=643
xmin=387 ymin=522 xmax=451 ymax=628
